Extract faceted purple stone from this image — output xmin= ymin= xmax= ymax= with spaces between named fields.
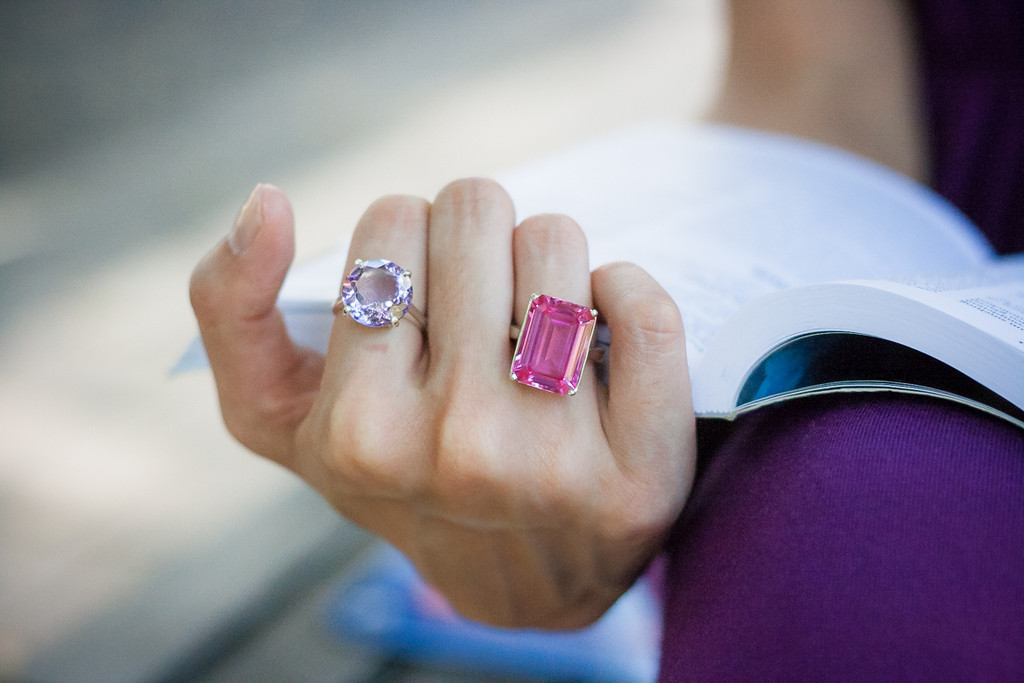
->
xmin=510 ymin=294 xmax=597 ymax=395
xmin=340 ymin=259 xmax=413 ymax=327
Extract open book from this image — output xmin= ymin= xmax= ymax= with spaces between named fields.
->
xmin=177 ymin=123 xmax=1024 ymax=428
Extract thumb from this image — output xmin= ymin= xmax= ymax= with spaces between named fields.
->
xmin=189 ymin=184 xmax=324 ymax=465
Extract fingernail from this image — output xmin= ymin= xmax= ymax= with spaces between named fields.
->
xmin=228 ymin=184 xmax=265 ymax=255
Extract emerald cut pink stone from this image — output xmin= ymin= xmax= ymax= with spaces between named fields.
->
xmin=511 ymin=295 xmax=597 ymax=395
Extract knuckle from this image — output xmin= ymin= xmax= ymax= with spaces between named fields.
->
xmin=323 ymin=398 xmax=417 ymax=494
xmin=436 ymin=177 xmax=513 ymax=219
xmin=433 ymin=440 xmax=498 ymax=500
xmin=596 ymin=501 xmax=658 ymax=552
xmin=220 ymin=405 xmax=254 ymax=448
xmin=188 ymin=255 xmax=222 ymax=323
xmin=528 ymin=446 xmax=593 ymax=513
xmin=516 ymin=214 xmax=588 ymax=256
xmin=631 ymin=296 xmax=684 ymax=347
xmin=430 ymin=398 xmax=503 ymax=499
xmin=598 ymin=265 xmax=683 ymax=350
xmin=598 ymin=479 xmax=681 ymax=549
xmin=219 ymin=389 xmax=302 ymax=461
xmin=358 ymin=194 xmax=429 ymax=233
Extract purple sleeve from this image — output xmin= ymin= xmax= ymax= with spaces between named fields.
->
xmin=659 ymin=394 xmax=1024 ymax=680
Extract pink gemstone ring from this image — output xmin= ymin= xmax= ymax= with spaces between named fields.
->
xmin=509 ymin=293 xmax=605 ymax=396
xmin=333 ymin=258 xmax=425 ymax=331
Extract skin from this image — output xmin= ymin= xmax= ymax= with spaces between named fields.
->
xmin=189 ymin=0 xmax=923 ymax=631
xmin=713 ymin=0 xmax=926 ymax=182
xmin=190 ymin=179 xmax=696 ymax=629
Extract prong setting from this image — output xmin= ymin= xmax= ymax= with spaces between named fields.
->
xmin=337 ymin=258 xmax=415 ymax=328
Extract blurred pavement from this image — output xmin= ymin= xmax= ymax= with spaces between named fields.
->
xmin=0 ymin=2 xmax=723 ymax=679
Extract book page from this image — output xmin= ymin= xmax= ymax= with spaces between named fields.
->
xmin=858 ymin=255 xmax=1024 ymax=351
xmin=693 ymin=258 xmax=1024 ymax=417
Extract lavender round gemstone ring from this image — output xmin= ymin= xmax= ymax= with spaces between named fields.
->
xmin=332 ymin=258 xmax=425 ymax=331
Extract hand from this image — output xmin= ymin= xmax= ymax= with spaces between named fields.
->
xmin=190 ymin=179 xmax=696 ymax=629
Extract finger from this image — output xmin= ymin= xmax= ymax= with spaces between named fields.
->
xmin=427 ymin=178 xmax=516 ymax=372
xmin=591 ymin=262 xmax=696 ymax=480
xmin=510 ymin=214 xmax=600 ymax=401
xmin=512 ymin=214 xmax=591 ymax=320
xmin=190 ymin=184 xmax=324 ymax=465
xmin=322 ymin=195 xmax=430 ymax=387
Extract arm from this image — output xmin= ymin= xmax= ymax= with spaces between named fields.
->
xmin=712 ymin=0 xmax=927 ymax=182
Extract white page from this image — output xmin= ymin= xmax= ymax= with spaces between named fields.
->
xmin=859 ymin=255 xmax=1024 ymax=350
xmin=693 ymin=256 xmax=1024 ymax=416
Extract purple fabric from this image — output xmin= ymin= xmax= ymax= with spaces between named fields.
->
xmin=659 ymin=395 xmax=1024 ymax=679
xmin=913 ymin=0 xmax=1024 ymax=254
xmin=658 ymin=5 xmax=1024 ymax=677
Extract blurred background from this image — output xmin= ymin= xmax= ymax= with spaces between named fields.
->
xmin=0 ymin=1 xmax=724 ymax=680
